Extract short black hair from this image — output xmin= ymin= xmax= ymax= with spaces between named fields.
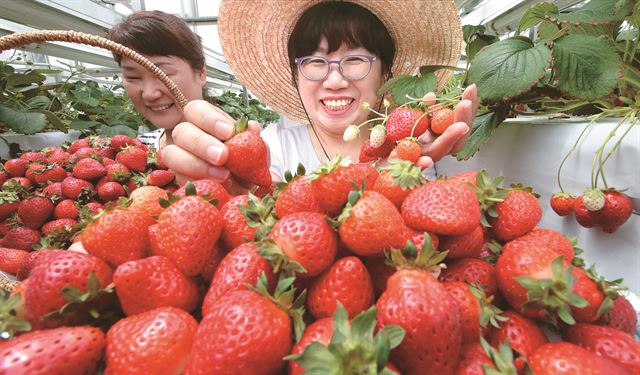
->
xmin=287 ymin=1 xmax=395 ymax=83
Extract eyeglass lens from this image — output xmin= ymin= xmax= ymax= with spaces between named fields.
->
xmin=299 ymin=56 xmax=372 ymax=81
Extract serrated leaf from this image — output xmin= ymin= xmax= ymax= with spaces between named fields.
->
xmin=538 ymin=21 xmax=563 ymax=42
xmin=5 ymin=71 xmax=46 ymax=88
xmin=456 ymin=110 xmax=505 ymax=160
xmin=555 ymin=0 xmax=634 ymax=24
xmin=518 ymin=2 xmax=559 ymax=32
xmin=553 ymin=34 xmax=621 ymax=100
xmin=70 ymin=120 xmax=101 ymax=130
xmin=0 ymin=104 xmax=46 ymax=134
xmin=380 ymin=74 xmax=437 ymax=105
xmin=25 ymin=95 xmax=51 ymax=109
xmin=34 ymin=110 xmax=67 ymax=132
xmin=467 ymin=37 xmax=551 ymax=102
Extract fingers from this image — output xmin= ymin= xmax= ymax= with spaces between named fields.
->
xmin=425 ymin=122 xmax=469 ymax=162
xmin=172 ymin=122 xmax=229 ymax=167
xmin=462 ymin=84 xmax=478 ymax=120
xmin=161 ymin=144 xmax=230 ymax=182
xmin=248 ymin=120 xmax=261 ymax=136
xmin=183 ymin=100 xmax=236 ymax=141
xmin=415 ymin=155 xmax=434 ymax=170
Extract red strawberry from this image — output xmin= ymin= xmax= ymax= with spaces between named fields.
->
xmin=0 ymin=171 xmax=6 ymax=186
xmin=402 ymin=179 xmax=481 ymax=236
xmin=310 ymin=158 xmax=378 ymax=217
xmin=430 ymin=107 xmax=455 ymax=135
xmin=265 ymin=211 xmax=337 ymax=278
xmin=504 ymin=228 xmax=575 ymax=262
xmin=563 ymin=323 xmax=640 ymax=374
xmin=97 ymin=181 xmax=126 ymax=202
xmin=41 ymin=181 xmax=63 ymax=199
xmin=3 ymin=176 xmax=33 ymax=189
xmin=288 ymin=318 xmax=333 ymax=375
xmin=80 ymin=207 xmax=149 ymax=267
xmin=33 ymin=164 xmax=66 ymax=185
xmin=19 ymin=151 xmax=47 ymax=164
xmin=570 ymin=267 xmax=607 ymax=324
xmin=597 ymin=295 xmax=638 ymax=335
xmin=486 ymin=310 xmax=548 ymax=365
xmin=455 ymin=342 xmax=495 ymax=375
xmin=105 ymin=307 xmax=197 ymax=375
xmin=174 ymin=179 xmax=231 ymax=208
xmin=185 ymin=278 xmax=296 ymax=375
xmin=110 ymin=134 xmax=136 ymax=150
xmin=0 ymin=326 xmax=105 ymax=374
xmin=153 ymin=195 xmax=223 ymax=276
xmin=443 ymin=282 xmax=485 ymax=344
xmin=0 ymin=190 xmax=20 ymax=220
xmin=54 ymin=199 xmax=79 ymax=219
xmin=274 ymin=172 xmax=322 ymax=219
xmin=373 ymin=159 xmax=425 ymax=208
xmin=41 ymin=218 xmax=78 ymax=235
xmin=128 ymin=185 xmax=168 ymax=225
xmin=385 ymin=107 xmax=429 ymax=142
xmin=594 ymin=190 xmax=633 ymax=233
xmin=225 ymin=119 xmax=272 ymax=187
xmin=528 ymin=342 xmax=631 ymax=374
xmin=3 ymin=158 xmax=29 ymax=177
xmin=574 ymin=195 xmax=598 ymax=228
xmin=147 ymin=169 xmax=175 ymax=187
xmin=359 ymin=138 xmax=394 ymax=162
xmin=200 ymin=242 xmax=225 ymax=282
xmin=73 ymin=157 xmax=106 ymax=180
xmin=24 ymin=163 xmax=45 ymax=184
xmin=201 ymin=242 xmax=276 ymax=316
xmin=220 ymin=194 xmax=275 ymax=249
xmin=105 ymin=162 xmax=130 ymax=182
xmin=113 ymin=255 xmax=199 ymax=316
xmin=338 ymin=190 xmax=408 ymax=257
xmin=377 ymin=267 xmax=461 ymax=375
xmin=439 ymin=224 xmax=486 ymax=259
xmin=21 ymin=250 xmax=113 ymax=329
xmin=550 ymin=192 xmax=576 ymax=216
xmin=70 ymin=146 xmax=98 ymax=162
xmin=308 ymin=256 xmax=374 ymax=319
xmin=67 ymin=137 xmax=91 ymax=154
xmin=449 ymin=171 xmax=479 ymax=187
xmin=0 ymin=247 xmax=29 ymax=275
xmin=17 ymin=195 xmax=54 ymax=229
xmin=440 ymin=258 xmax=498 ymax=297
xmin=61 ymin=176 xmax=95 ymax=200
xmin=85 ymin=201 xmax=104 ymax=214
xmin=394 ymin=138 xmax=421 ymax=163
xmin=45 ymin=147 xmax=71 ymax=165
xmin=488 ymin=188 xmax=541 ymax=242
xmin=0 ymin=226 xmax=40 ymax=250
xmin=116 ymin=146 xmax=148 ymax=172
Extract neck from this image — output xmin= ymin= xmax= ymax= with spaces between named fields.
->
xmin=308 ymin=125 xmax=369 ymax=163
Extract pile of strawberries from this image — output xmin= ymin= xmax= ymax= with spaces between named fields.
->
xmin=0 ymin=134 xmax=176 ymax=252
xmin=0 ymin=152 xmax=638 ymax=374
xmin=550 ymin=189 xmax=633 ymax=233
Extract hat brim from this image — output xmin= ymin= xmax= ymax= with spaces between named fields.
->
xmin=219 ymin=0 xmax=463 ymax=124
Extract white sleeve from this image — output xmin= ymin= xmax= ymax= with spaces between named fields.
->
xmin=260 ymin=122 xmax=285 ymax=181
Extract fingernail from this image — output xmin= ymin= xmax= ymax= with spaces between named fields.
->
xmin=216 ymin=121 xmax=235 ymax=139
xmin=206 ymin=145 xmax=224 ymax=164
xmin=208 ymin=166 xmax=229 ymax=180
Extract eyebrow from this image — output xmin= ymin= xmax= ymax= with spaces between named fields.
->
xmin=121 ymin=61 xmax=172 ymax=71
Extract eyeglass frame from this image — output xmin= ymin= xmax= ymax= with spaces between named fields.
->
xmin=294 ymin=54 xmax=377 ymax=81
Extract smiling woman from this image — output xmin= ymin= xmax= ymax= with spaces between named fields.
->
xmin=108 ymin=10 xmax=207 ymax=133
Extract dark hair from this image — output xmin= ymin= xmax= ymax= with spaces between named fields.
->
xmin=287 ymin=1 xmax=395 ymax=83
xmin=108 ymin=10 xmax=205 ymax=71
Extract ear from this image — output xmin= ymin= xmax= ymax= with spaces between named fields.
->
xmin=198 ymin=66 xmax=207 ymax=87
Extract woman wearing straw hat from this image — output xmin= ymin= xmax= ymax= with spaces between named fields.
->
xmin=162 ymin=0 xmax=477 ymax=188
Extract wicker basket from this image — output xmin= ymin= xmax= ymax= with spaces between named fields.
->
xmin=0 ymin=30 xmax=189 ymax=292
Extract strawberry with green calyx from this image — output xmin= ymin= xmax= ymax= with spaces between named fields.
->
xmin=0 ymin=226 xmax=41 ymax=251
xmin=17 ymin=194 xmax=55 ymax=229
xmin=0 ymin=190 xmax=21 ymax=220
xmin=581 ymin=188 xmax=605 ymax=211
xmin=259 ymin=211 xmax=337 ymax=278
xmin=225 ymin=116 xmax=272 ymax=188
xmin=336 ymin=188 xmax=408 ymax=257
xmin=220 ymin=194 xmax=266 ymax=248
xmin=376 ymin=235 xmax=461 ymax=375
xmin=580 ymin=265 xmax=627 ymax=321
xmin=0 ymin=325 xmax=105 ymax=374
xmin=550 ymin=192 xmax=576 ymax=216
xmin=430 ymin=107 xmax=455 ymax=135
xmin=593 ymin=189 xmax=633 ymax=233
xmin=274 ymin=163 xmax=322 ymax=219
xmin=0 ymin=291 xmax=31 ymax=339
xmin=185 ymin=274 xmax=305 ymax=375
xmin=373 ymin=159 xmax=425 ymax=208
xmin=31 ymin=163 xmax=66 ymax=185
xmin=146 ymin=169 xmax=175 ymax=187
xmin=470 ymin=170 xmax=508 ymax=227
xmin=597 ymin=294 xmax=638 ymax=335
xmin=61 ymin=176 xmax=95 ymax=202
xmin=456 ymin=338 xmax=520 ymax=375
xmin=441 ymin=258 xmax=499 ymax=297
xmin=72 ymin=157 xmax=107 ymax=181
xmin=116 ymin=145 xmax=148 ymax=172
xmin=394 ymin=138 xmax=422 ymax=164
xmin=286 ymin=303 xmax=405 ymax=375
xmin=174 ymin=179 xmax=231 ymax=207
xmin=488 ymin=184 xmax=542 ymax=242
xmin=238 ymin=193 xmax=278 ymax=241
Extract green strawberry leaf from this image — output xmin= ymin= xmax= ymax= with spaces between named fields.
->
xmin=70 ymin=120 xmax=101 ymax=130
xmin=467 ymin=36 xmax=552 ymax=102
xmin=378 ymin=74 xmax=437 ymax=105
xmin=0 ymin=104 xmax=46 ymax=134
xmin=4 ymin=71 xmax=46 ymax=88
xmin=554 ymin=0 xmax=634 ymax=24
xmin=25 ymin=95 xmax=51 ymax=109
xmin=518 ymin=2 xmax=559 ymax=33
xmin=33 ymin=109 xmax=68 ymax=132
xmin=553 ymin=34 xmax=621 ymax=100
xmin=456 ymin=109 xmax=507 ymax=160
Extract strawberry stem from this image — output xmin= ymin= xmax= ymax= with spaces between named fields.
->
xmin=556 ymin=120 xmax=595 ymax=193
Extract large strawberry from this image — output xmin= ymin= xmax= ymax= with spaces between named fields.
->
xmin=0 ymin=326 xmax=105 ymax=374
xmin=154 ymin=192 xmax=223 ymax=276
xmin=439 ymin=224 xmax=486 ymax=259
xmin=32 ymin=164 xmax=66 ymax=185
xmin=61 ymin=176 xmax=95 ymax=200
xmin=486 ymin=310 xmax=548 ymax=368
xmin=401 ymin=179 xmax=481 ymax=236
xmin=80 ymin=206 xmax=149 ymax=267
xmin=184 ymin=276 xmax=301 ymax=375
xmin=338 ymin=190 xmax=408 ymax=257
xmin=262 ymin=211 xmax=337 ymax=278
xmin=17 ymin=195 xmax=54 ymax=229
xmin=503 ymin=228 xmax=576 ymax=262
xmin=113 ymin=255 xmax=199 ymax=316
xmin=116 ymin=146 xmax=148 ymax=172
xmin=372 ymin=159 xmax=425 ymax=208
xmin=440 ymin=258 xmax=498 ymax=297
xmin=274 ymin=165 xmax=322 ymax=219
xmin=3 ymin=158 xmax=29 ymax=177
xmin=488 ymin=187 xmax=541 ymax=242
xmin=288 ymin=317 xmax=334 ymax=375
xmin=128 ymin=185 xmax=169 ymax=226
xmin=225 ymin=117 xmax=272 ymax=187
xmin=175 ymin=179 xmax=231 ymax=208
xmin=220 ymin=194 xmax=275 ymax=249
xmin=593 ymin=190 xmax=633 ymax=233
xmin=0 ymin=190 xmax=21 ymax=220
xmin=201 ymin=242 xmax=276 ymax=316
xmin=105 ymin=307 xmax=198 ymax=375
xmin=528 ymin=342 xmax=631 ymax=374
xmin=376 ymin=246 xmax=461 ymax=375
xmin=72 ymin=157 xmax=106 ymax=180
xmin=20 ymin=250 xmax=113 ymax=329
xmin=385 ymin=107 xmax=429 ymax=142
xmin=0 ymin=226 xmax=41 ymax=250
xmin=307 ymin=256 xmax=374 ymax=319
xmin=0 ymin=247 xmax=29 ymax=275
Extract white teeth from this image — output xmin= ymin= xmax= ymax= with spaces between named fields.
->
xmin=150 ymin=104 xmax=171 ymax=111
xmin=323 ymin=99 xmax=353 ymax=111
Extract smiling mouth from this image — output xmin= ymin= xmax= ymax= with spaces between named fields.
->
xmin=148 ymin=103 xmax=174 ymax=112
xmin=321 ymin=99 xmax=354 ymax=111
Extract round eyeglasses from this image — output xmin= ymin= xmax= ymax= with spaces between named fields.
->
xmin=294 ymin=55 xmax=377 ymax=81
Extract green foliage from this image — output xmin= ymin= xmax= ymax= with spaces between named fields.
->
xmin=0 ymin=55 xmax=149 ymax=136
xmin=207 ymin=90 xmax=279 ymax=127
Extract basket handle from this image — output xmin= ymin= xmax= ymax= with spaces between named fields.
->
xmin=0 ymin=30 xmax=188 ymax=108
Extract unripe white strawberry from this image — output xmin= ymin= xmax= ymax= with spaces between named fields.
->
xmin=369 ymin=125 xmax=387 ymax=148
xmin=342 ymin=125 xmax=360 ymax=142
xmin=581 ymin=188 xmax=605 ymax=211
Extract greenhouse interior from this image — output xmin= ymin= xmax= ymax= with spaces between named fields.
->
xmin=0 ymin=0 xmax=638 ymax=374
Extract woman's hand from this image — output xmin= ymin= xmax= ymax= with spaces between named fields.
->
xmin=161 ymin=100 xmax=262 ymax=186
xmin=415 ymin=84 xmax=478 ymax=170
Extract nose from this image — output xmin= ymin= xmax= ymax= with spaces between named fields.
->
xmin=323 ymin=63 xmax=349 ymax=89
xmin=140 ymin=79 xmax=164 ymax=101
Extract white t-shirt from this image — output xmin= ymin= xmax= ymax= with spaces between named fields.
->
xmin=260 ymin=122 xmax=437 ymax=181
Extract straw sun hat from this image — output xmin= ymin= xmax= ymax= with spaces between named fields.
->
xmin=218 ymin=0 xmax=463 ymax=124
